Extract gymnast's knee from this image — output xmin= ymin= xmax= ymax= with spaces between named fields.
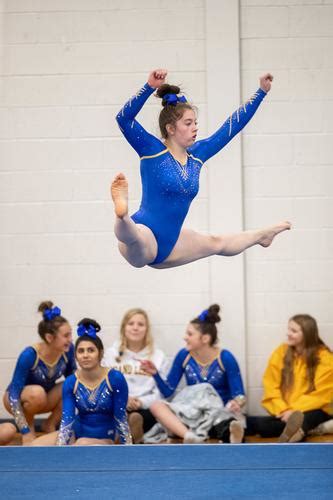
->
xmin=22 ymin=386 xmax=48 ymax=413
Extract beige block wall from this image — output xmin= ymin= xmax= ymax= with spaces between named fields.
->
xmin=241 ymin=0 xmax=333 ymax=414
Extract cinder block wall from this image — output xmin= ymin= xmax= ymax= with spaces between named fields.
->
xmin=0 ymin=0 xmax=212 ymax=417
xmin=241 ymin=0 xmax=333 ymax=414
xmin=1 ymin=0 xmax=332 ymax=417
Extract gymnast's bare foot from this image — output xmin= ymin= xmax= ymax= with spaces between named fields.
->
xmin=259 ymin=221 xmax=291 ymax=247
xmin=111 ymin=173 xmax=128 ymax=218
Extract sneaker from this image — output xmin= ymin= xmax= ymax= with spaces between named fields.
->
xmin=278 ymin=411 xmax=304 ymax=443
xmin=128 ymin=412 xmax=144 ymax=444
xmin=310 ymin=419 xmax=333 ymax=435
xmin=183 ymin=430 xmax=205 ymax=444
xmin=288 ymin=428 xmax=305 ymax=443
xmin=229 ymin=420 xmax=244 ymax=444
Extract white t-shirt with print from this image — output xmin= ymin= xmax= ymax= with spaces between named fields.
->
xmin=102 ymin=341 xmax=169 ymax=409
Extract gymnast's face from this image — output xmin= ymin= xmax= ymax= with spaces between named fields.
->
xmin=76 ymin=340 xmax=101 ymax=370
xmin=124 ymin=313 xmax=147 ymax=348
xmin=167 ymin=109 xmax=198 ymax=148
xmin=47 ymin=322 xmax=72 ymax=353
xmin=184 ymin=323 xmax=207 ymax=351
xmin=286 ymin=320 xmax=304 ymax=349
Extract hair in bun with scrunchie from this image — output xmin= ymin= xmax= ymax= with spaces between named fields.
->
xmin=156 ymin=83 xmax=195 ymax=139
xmin=191 ymin=304 xmax=221 ymax=346
xmin=75 ymin=318 xmax=104 ymax=354
xmin=37 ymin=300 xmax=68 ymax=341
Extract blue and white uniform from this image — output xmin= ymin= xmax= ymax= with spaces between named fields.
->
xmin=153 ymin=348 xmax=245 ymax=405
xmin=7 ymin=344 xmax=76 ymax=434
xmin=56 ymin=368 xmax=132 ymax=445
xmin=116 ymin=83 xmax=266 ymax=264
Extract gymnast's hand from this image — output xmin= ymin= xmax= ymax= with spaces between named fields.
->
xmin=278 ymin=410 xmax=293 ymax=423
xmin=148 ymin=69 xmax=168 ymax=89
xmin=226 ymin=399 xmax=242 ymax=413
xmin=259 ymin=73 xmax=273 ymax=93
xmin=127 ymin=396 xmax=142 ymax=411
xmin=139 ymin=359 xmax=157 ymax=375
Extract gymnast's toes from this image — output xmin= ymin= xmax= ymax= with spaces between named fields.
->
xmin=111 ymin=173 xmax=129 ymax=218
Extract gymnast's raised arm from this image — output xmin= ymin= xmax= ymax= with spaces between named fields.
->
xmin=115 ymin=69 xmax=168 ymax=158
xmin=190 ymin=73 xmax=273 ymax=163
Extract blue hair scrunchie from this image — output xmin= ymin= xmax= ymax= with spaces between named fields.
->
xmin=198 ymin=309 xmax=209 ymax=322
xmin=43 ymin=306 xmax=61 ymax=321
xmin=77 ymin=323 xmax=97 ymax=339
xmin=163 ymin=93 xmax=187 ymax=106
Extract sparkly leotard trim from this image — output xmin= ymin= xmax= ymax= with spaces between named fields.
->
xmin=116 ymin=83 xmax=266 ymax=264
xmin=153 ymin=348 xmax=245 ymax=405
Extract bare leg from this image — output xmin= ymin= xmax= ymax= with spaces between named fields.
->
xmin=150 ymin=401 xmax=188 ymax=438
xmin=0 ymin=423 xmax=17 ymax=446
xmin=152 ymin=222 xmax=291 ymax=269
xmin=4 ymin=386 xmax=48 ymax=437
xmin=74 ymin=437 xmax=114 ymax=446
xmin=111 ymin=173 xmax=158 ymax=267
xmin=42 ymin=383 xmax=63 ymax=433
xmin=31 ymin=431 xmax=59 ymax=446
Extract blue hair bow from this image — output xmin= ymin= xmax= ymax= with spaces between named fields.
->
xmin=163 ymin=93 xmax=187 ymax=106
xmin=43 ymin=306 xmax=61 ymax=321
xmin=77 ymin=323 xmax=97 ymax=339
xmin=198 ymin=309 xmax=208 ymax=322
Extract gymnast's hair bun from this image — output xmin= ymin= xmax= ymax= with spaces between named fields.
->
xmin=38 ymin=301 xmax=54 ymax=315
xmin=156 ymin=83 xmax=181 ymax=106
xmin=206 ymin=304 xmax=221 ymax=324
xmin=77 ymin=317 xmax=101 ymax=333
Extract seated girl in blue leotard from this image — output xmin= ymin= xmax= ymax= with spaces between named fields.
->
xmin=140 ymin=304 xmax=246 ymax=444
xmin=1 ymin=301 xmax=75 ymax=446
xmin=111 ymin=68 xmax=290 ymax=269
xmin=32 ymin=318 xmax=132 ymax=446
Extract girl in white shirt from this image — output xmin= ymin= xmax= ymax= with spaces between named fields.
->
xmin=102 ymin=308 xmax=168 ymax=442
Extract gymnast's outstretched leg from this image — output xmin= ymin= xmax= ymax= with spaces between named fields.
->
xmin=152 ymin=223 xmax=291 ymax=269
xmin=111 ymin=173 xmax=158 ymax=267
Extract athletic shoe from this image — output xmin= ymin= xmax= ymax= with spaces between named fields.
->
xmin=278 ymin=411 xmax=304 ymax=443
xmin=183 ymin=430 xmax=205 ymax=444
xmin=309 ymin=418 xmax=333 ymax=435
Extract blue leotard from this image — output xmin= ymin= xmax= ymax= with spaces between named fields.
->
xmin=56 ymin=368 xmax=132 ymax=445
xmin=153 ymin=348 xmax=245 ymax=405
xmin=116 ymin=83 xmax=266 ymax=264
xmin=7 ymin=344 xmax=76 ymax=434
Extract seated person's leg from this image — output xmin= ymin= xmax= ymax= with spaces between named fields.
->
xmin=302 ymin=410 xmax=332 ymax=435
xmin=0 ymin=422 xmax=17 ymax=445
xmin=245 ymin=415 xmax=285 ymax=438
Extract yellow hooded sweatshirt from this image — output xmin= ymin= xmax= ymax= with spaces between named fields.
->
xmin=262 ymin=343 xmax=333 ymax=416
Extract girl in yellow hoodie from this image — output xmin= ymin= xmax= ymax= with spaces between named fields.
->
xmin=252 ymin=314 xmax=333 ymax=442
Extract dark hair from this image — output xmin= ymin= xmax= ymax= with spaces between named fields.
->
xmin=280 ymin=314 xmax=330 ymax=397
xmin=156 ymin=84 xmax=195 ymax=139
xmin=37 ymin=301 xmax=68 ymax=342
xmin=190 ymin=304 xmax=221 ymax=346
xmin=75 ymin=318 xmax=104 ymax=354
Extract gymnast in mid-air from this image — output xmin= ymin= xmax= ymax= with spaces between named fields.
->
xmin=111 ymin=68 xmax=290 ymax=269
